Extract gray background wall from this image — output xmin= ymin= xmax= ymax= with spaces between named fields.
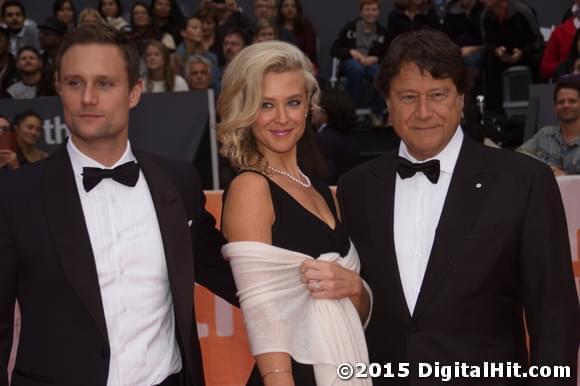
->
xmin=20 ymin=0 xmax=572 ymax=79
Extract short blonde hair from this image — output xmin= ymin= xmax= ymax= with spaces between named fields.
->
xmin=217 ymin=41 xmax=319 ymax=173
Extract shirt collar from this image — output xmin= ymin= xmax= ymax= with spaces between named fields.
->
xmin=317 ymin=122 xmax=328 ymax=133
xmin=67 ymin=138 xmax=136 ymax=178
xmin=398 ymin=126 xmax=464 ymax=175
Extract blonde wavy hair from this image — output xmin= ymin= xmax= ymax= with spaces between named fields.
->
xmin=217 ymin=41 xmax=319 ymax=173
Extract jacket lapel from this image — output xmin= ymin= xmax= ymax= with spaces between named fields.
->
xmin=412 ymin=138 xmax=495 ymax=319
xmin=43 ymin=145 xmax=109 ymax=340
xmin=134 ymin=152 xmax=194 ymax=352
xmin=365 ymin=153 xmax=412 ymax=322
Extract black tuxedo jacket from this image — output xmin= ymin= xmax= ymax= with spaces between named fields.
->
xmin=0 ymin=145 xmax=238 ymax=386
xmin=338 ymin=137 xmax=579 ymax=385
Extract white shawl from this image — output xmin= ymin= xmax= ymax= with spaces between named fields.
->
xmin=222 ymin=241 xmax=372 ymax=386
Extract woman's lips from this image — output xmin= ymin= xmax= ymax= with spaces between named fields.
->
xmin=270 ymin=129 xmax=292 ymax=136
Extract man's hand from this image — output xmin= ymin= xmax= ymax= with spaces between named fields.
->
xmin=0 ymin=150 xmax=18 ymax=169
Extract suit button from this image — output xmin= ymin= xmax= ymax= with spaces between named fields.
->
xmin=99 ymin=348 xmax=108 ymax=358
xmin=408 ymin=325 xmax=418 ymax=333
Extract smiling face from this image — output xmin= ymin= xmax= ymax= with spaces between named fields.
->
xmin=15 ymin=115 xmax=43 ymax=146
xmin=387 ymin=61 xmax=463 ymax=160
xmin=555 ymin=87 xmax=580 ymax=124
xmin=360 ymin=3 xmax=379 ymax=25
xmin=55 ymin=43 xmax=142 ymax=151
xmin=251 ymin=70 xmax=308 ymax=160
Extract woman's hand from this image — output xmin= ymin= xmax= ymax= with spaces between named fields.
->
xmin=300 ymin=260 xmax=363 ymax=300
xmin=0 ymin=150 xmax=19 ymax=169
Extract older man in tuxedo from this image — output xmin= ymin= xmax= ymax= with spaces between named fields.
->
xmin=0 ymin=24 xmax=236 ymax=386
xmin=338 ymin=29 xmax=579 ymax=385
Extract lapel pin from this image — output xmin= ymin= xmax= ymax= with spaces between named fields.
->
xmin=475 ymin=183 xmax=482 ymax=189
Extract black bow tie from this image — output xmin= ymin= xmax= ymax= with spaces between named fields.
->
xmin=82 ymin=161 xmax=140 ymax=192
xmin=396 ymin=156 xmax=440 ymax=184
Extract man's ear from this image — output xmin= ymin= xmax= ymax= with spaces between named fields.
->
xmin=129 ymin=79 xmax=143 ymax=109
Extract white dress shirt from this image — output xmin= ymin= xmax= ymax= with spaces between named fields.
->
xmin=393 ymin=128 xmax=463 ymax=315
xmin=67 ymin=140 xmax=181 ymax=386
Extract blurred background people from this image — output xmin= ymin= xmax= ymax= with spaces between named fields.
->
xmin=174 ymin=14 xmax=219 ymax=84
xmin=221 ymin=27 xmax=246 ymax=69
xmin=312 ymin=88 xmax=362 ymax=185
xmin=150 ymin=0 xmax=185 ymax=45
xmin=77 ymin=8 xmax=105 ymax=28
xmin=253 ymin=0 xmax=276 ymax=20
xmin=517 ymin=76 xmax=580 ymax=175
xmin=186 ymin=54 xmax=212 ymax=90
xmin=540 ymin=5 xmax=579 ymax=81
xmin=252 ymin=17 xmax=277 ymax=43
xmin=481 ymin=0 xmax=543 ymax=112
xmin=99 ymin=0 xmax=128 ymax=31
xmin=386 ymin=0 xmax=440 ymax=47
xmin=0 ymin=114 xmax=18 ymax=171
xmin=126 ymin=1 xmax=175 ymax=56
xmin=1 ymin=0 xmax=39 ymax=56
xmin=553 ymin=28 xmax=580 ymax=81
xmin=443 ymin=0 xmax=485 ymax=69
xmin=6 ymin=46 xmax=42 ymax=99
xmin=0 ymin=26 xmax=16 ymax=97
xmin=12 ymin=110 xmax=47 ymax=166
xmin=143 ymin=39 xmax=188 ymax=92
xmin=276 ymin=0 xmax=318 ymax=68
xmin=330 ymin=0 xmax=386 ymax=116
xmin=53 ymin=0 xmax=75 ymax=32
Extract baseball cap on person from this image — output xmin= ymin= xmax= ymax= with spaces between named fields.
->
xmin=38 ymin=17 xmax=67 ymax=36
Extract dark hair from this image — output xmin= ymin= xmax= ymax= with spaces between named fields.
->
xmin=0 ymin=114 xmax=12 ymax=130
xmin=17 ymin=45 xmax=40 ymax=59
xmin=223 ymin=27 xmax=248 ymax=45
xmin=318 ymin=88 xmax=357 ymax=135
xmin=98 ymin=0 xmax=123 ymax=18
xmin=56 ymin=24 xmax=141 ymax=88
xmin=13 ymin=110 xmax=42 ymax=128
xmin=130 ymin=1 xmax=152 ymax=26
xmin=2 ymin=1 xmax=25 ymax=18
xmin=277 ymin=0 xmax=306 ymax=31
xmin=554 ymin=75 xmax=580 ymax=102
xmin=376 ymin=29 xmax=469 ymax=97
xmin=53 ymin=0 xmax=76 ymax=19
xmin=150 ymin=0 xmax=185 ymax=27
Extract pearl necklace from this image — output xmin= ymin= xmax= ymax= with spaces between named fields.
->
xmin=267 ymin=166 xmax=312 ymax=188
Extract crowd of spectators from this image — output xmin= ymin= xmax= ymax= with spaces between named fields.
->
xmin=0 ymin=0 xmax=579 ymax=177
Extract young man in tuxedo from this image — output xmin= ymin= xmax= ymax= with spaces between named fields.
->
xmin=0 ymin=24 xmax=237 ymax=386
xmin=338 ymin=29 xmax=579 ymax=385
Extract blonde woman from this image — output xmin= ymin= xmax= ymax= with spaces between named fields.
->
xmin=218 ymin=41 xmax=372 ymax=386
xmin=77 ymin=8 xmax=105 ymax=27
